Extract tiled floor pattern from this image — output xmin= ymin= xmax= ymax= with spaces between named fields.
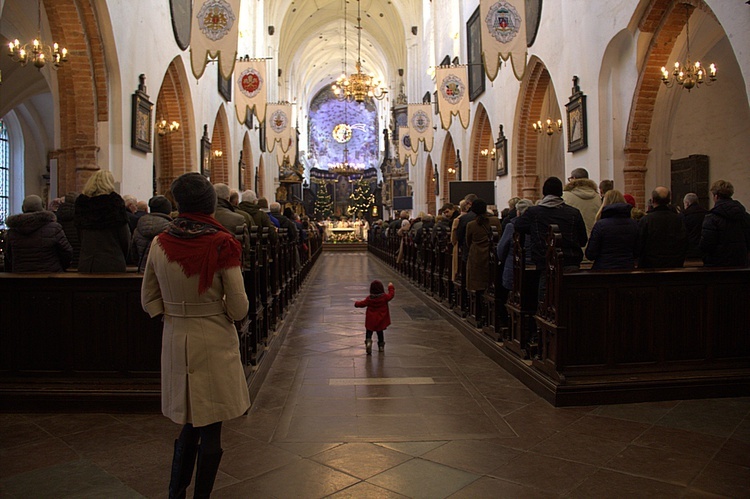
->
xmin=2 ymin=252 xmax=750 ymax=498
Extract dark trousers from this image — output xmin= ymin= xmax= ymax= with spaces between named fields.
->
xmin=366 ymin=330 xmax=384 ymax=343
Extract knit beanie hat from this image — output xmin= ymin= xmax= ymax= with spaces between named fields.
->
xmin=148 ymin=195 xmax=172 ymax=215
xmin=22 ymin=195 xmax=44 ymax=213
xmin=470 ymin=199 xmax=487 ymax=216
xmin=623 ymin=194 xmax=636 ymax=208
xmin=370 ymin=280 xmax=385 ymax=295
xmin=170 ymin=173 xmax=216 ymax=214
xmin=542 ymin=177 xmax=563 ymax=197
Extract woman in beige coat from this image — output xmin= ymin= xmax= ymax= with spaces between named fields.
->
xmin=141 ymin=173 xmax=249 ymax=499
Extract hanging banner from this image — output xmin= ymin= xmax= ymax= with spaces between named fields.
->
xmin=234 ymin=59 xmax=267 ymax=124
xmin=480 ymin=0 xmax=528 ymax=81
xmin=398 ymin=127 xmax=417 ymax=166
xmin=275 ymin=128 xmax=297 ymax=168
xmin=265 ymin=103 xmax=293 ymax=153
xmin=435 ymin=65 xmax=471 ymax=130
xmin=408 ymin=104 xmax=434 ymax=153
xmin=190 ymin=0 xmax=241 ymax=80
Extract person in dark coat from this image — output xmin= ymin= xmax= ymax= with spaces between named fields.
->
xmin=682 ymin=193 xmax=708 ymax=259
xmin=585 ymin=190 xmax=639 ymax=270
xmin=271 ymin=202 xmax=298 ymax=242
xmin=637 ymin=186 xmax=687 ymax=269
xmin=55 ymin=191 xmax=81 ymax=268
xmin=130 ymin=195 xmax=172 ymax=272
xmin=238 ymin=190 xmax=277 ymax=242
xmin=74 ymin=170 xmax=131 ymax=272
xmin=354 ymin=280 xmax=395 ymax=354
xmin=700 ymin=180 xmax=750 ymax=267
xmin=465 ymin=199 xmax=502 ymax=293
xmin=5 ymin=195 xmax=73 ymax=272
xmin=496 ymin=199 xmax=533 ymax=291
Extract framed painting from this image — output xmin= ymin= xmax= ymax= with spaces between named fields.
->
xmin=218 ymin=65 xmax=232 ymax=101
xmin=466 ymin=6 xmax=485 ymax=101
xmin=565 ymin=76 xmax=588 ymax=153
xmin=495 ymin=125 xmax=508 ymax=177
xmin=200 ymin=124 xmax=212 ymax=179
xmin=131 ymin=74 xmax=153 ymax=153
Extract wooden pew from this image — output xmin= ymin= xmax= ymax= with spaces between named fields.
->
xmin=533 ymin=226 xmax=750 ymax=405
xmin=504 ymin=232 xmax=541 ymax=359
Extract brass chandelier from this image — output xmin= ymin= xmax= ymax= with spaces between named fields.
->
xmin=7 ymin=0 xmax=68 ymax=70
xmin=331 ymin=0 xmax=387 ymax=103
xmin=660 ymin=5 xmax=716 ymax=91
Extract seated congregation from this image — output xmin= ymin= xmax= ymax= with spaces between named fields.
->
xmin=369 ymin=170 xmax=750 ymax=406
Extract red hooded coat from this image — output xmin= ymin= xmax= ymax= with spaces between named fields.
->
xmin=354 ymin=283 xmax=395 ymax=331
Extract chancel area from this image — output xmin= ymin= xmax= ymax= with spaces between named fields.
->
xmin=1 ymin=0 xmax=750 ymax=497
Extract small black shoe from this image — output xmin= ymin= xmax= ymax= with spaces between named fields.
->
xmin=365 ymin=339 xmax=372 ymax=355
xmin=378 ymin=342 xmax=385 ymax=352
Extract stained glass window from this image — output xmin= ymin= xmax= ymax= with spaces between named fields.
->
xmin=0 ymin=120 xmax=9 ymax=226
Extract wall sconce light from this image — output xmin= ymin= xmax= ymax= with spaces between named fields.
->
xmin=532 ymin=118 xmax=562 ymax=136
xmin=213 ymin=150 xmax=223 ymax=158
xmin=480 ymin=148 xmax=496 ymax=159
xmin=157 ymin=117 xmax=180 ymax=136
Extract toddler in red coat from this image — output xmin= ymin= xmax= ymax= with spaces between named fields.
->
xmin=354 ymin=280 xmax=395 ymax=354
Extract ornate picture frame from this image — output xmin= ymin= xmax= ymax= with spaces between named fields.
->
xmin=218 ymin=65 xmax=232 ymax=102
xmin=200 ymin=124 xmax=212 ymax=180
xmin=131 ymin=74 xmax=153 ymax=153
xmin=495 ymin=124 xmax=508 ymax=177
xmin=565 ymin=76 xmax=588 ymax=153
xmin=466 ymin=7 xmax=485 ymax=101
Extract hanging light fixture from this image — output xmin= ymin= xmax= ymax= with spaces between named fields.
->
xmin=7 ymin=0 xmax=68 ymax=70
xmin=157 ymin=117 xmax=180 ymax=136
xmin=532 ymin=90 xmax=562 ymax=136
xmin=660 ymin=4 xmax=716 ymax=91
xmin=331 ymin=0 xmax=387 ymax=102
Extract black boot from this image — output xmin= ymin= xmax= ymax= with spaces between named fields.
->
xmin=169 ymin=439 xmax=198 ymax=499
xmin=193 ymin=447 xmax=223 ymax=499
xmin=365 ymin=339 xmax=372 ymax=355
xmin=378 ymin=342 xmax=385 ymax=352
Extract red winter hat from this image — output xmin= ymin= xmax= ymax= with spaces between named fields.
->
xmin=623 ymin=194 xmax=636 ymax=208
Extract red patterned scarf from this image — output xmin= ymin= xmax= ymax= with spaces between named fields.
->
xmin=156 ymin=213 xmax=242 ymax=294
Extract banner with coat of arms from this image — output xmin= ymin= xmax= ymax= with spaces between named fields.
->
xmin=190 ymin=0 xmax=241 ymax=80
xmin=407 ymin=104 xmax=434 ymax=153
xmin=234 ymin=59 xmax=267 ymax=124
xmin=435 ymin=65 xmax=471 ymax=130
xmin=398 ymin=127 xmax=417 ymax=166
xmin=480 ymin=0 xmax=527 ymax=81
xmin=265 ymin=103 xmax=293 ymax=153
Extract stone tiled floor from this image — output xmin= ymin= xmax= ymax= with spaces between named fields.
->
xmin=2 ymin=252 xmax=750 ymax=498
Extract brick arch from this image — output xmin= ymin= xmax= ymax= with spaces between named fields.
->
xmin=440 ymin=133 xmax=457 ymax=206
xmin=45 ymin=0 xmax=108 ymax=195
xmin=513 ymin=57 xmax=556 ymax=201
xmin=242 ymin=132 xmax=253 ymax=191
xmin=469 ymin=104 xmax=494 ymax=181
xmin=210 ymin=107 xmax=231 ymax=184
xmin=257 ymin=156 xmax=265 ymax=198
xmin=625 ymin=0 xmax=715 ymax=207
xmin=155 ymin=57 xmax=194 ymax=194
xmin=424 ymin=155 xmax=435 ymax=215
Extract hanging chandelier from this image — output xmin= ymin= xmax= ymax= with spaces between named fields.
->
xmin=532 ymin=93 xmax=562 ymax=136
xmin=660 ymin=5 xmax=716 ymax=91
xmin=331 ymin=0 xmax=387 ymax=103
xmin=7 ymin=0 xmax=68 ymax=70
xmin=157 ymin=117 xmax=180 ymax=136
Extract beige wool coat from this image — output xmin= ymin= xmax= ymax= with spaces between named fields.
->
xmin=141 ymin=240 xmax=251 ymax=427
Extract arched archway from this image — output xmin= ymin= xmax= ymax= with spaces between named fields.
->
xmin=440 ymin=133 xmax=457 ymax=206
xmin=424 ymin=155 xmax=435 ymax=215
xmin=154 ymin=57 xmax=194 ymax=194
xmin=625 ymin=0 xmax=749 ymax=207
xmin=513 ymin=57 xmax=565 ymax=200
xmin=242 ymin=133 xmax=253 ymax=191
xmin=469 ymin=104 xmax=494 ymax=181
xmin=44 ymin=0 xmax=108 ymax=194
xmin=210 ymin=107 xmax=231 ymax=185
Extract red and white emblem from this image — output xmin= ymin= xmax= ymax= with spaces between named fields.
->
xmin=238 ymin=68 xmax=263 ymax=98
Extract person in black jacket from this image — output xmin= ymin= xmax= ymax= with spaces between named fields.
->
xmin=637 ymin=186 xmax=687 ymax=269
xmin=585 ymin=190 xmax=639 ymax=270
xmin=700 ymin=180 xmax=750 ymax=267
xmin=682 ymin=193 xmax=708 ymax=259
xmin=5 ymin=195 xmax=73 ymax=272
xmin=55 ymin=192 xmax=81 ymax=268
xmin=130 ymin=195 xmax=172 ymax=272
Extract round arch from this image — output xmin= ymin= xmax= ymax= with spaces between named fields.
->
xmin=154 ymin=57 xmax=195 ymax=194
xmin=210 ymin=106 xmax=231 ymax=185
xmin=440 ymin=133 xmax=457 ymax=206
xmin=513 ymin=56 xmax=564 ymax=200
xmin=424 ymin=155 xmax=435 ymax=215
xmin=469 ymin=104 xmax=494 ymax=181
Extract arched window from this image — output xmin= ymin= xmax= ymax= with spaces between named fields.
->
xmin=0 ymin=120 xmax=9 ymax=225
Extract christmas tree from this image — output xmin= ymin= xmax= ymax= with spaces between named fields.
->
xmin=347 ymin=177 xmax=375 ymax=218
xmin=314 ymin=184 xmax=333 ymax=218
